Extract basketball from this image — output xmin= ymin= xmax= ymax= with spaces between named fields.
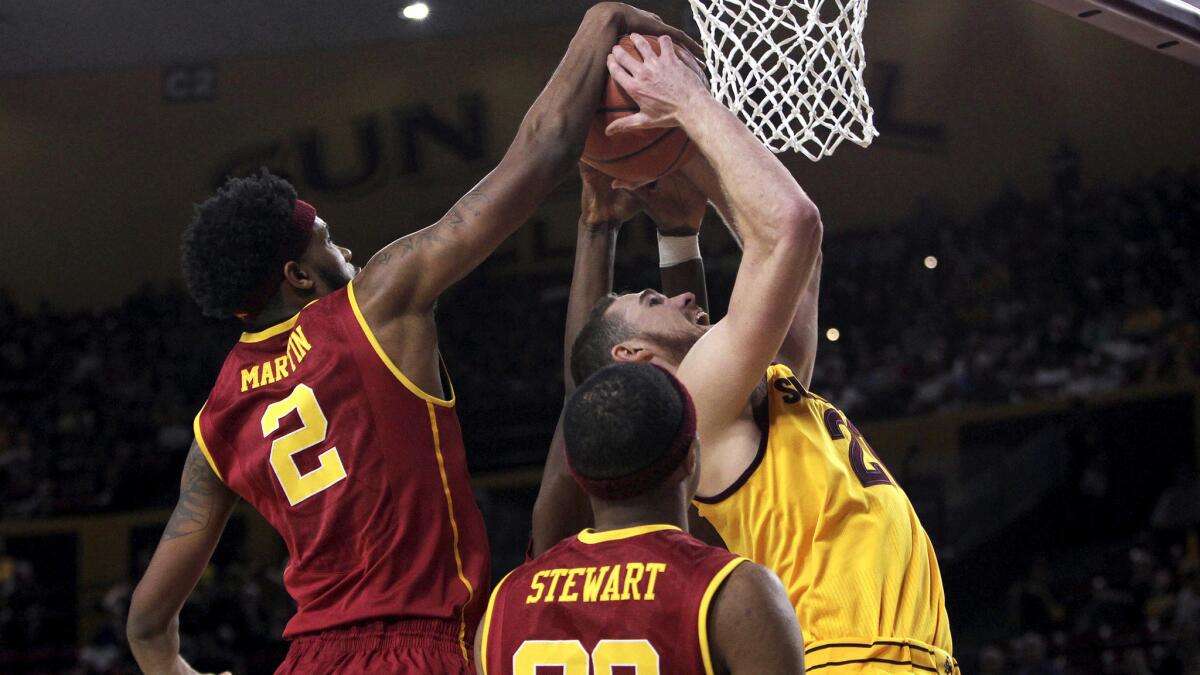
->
xmin=581 ymin=35 xmax=697 ymax=184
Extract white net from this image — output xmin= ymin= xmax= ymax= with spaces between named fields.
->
xmin=686 ymin=0 xmax=878 ymax=160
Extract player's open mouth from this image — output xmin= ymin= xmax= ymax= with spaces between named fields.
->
xmin=695 ymin=311 xmax=710 ymax=326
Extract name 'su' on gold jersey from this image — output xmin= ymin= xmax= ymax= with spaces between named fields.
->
xmin=694 ymin=363 xmax=957 ymax=674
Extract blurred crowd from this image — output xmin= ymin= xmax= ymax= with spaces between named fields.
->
xmin=812 ymin=155 xmax=1200 ymax=420
xmin=2 ymin=154 xmax=1197 ymax=516
xmin=0 ymin=288 xmax=235 ymax=519
xmin=983 ymin=470 xmax=1200 ymax=674
xmin=1 ymin=534 xmax=291 ymax=675
xmin=0 ymin=152 xmax=1198 ymax=672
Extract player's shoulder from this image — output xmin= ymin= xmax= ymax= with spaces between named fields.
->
xmin=708 ymin=560 xmax=795 ymax=630
xmin=207 ymin=288 xmax=352 ymax=401
xmin=519 ymin=532 xmax=583 ymax=570
xmin=658 ymin=527 xmax=730 ymax=556
xmin=719 ymin=560 xmax=785 ymax=598
xmin=765 ymin=361 xmax=837 ymax=409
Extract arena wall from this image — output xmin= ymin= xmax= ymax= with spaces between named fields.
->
xmin=0 ymin=0 xmax=1197 ymax=308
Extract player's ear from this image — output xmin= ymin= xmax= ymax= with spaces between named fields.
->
xmin=611 ymin=342 xmax=655 ymax=364
xmin=685 ymin=439 xmax=700 ymax=476
xmin=683 ymin=440 xmax=702 ymax=496
xmin=282 ymin=260 xmax=315 ymax=291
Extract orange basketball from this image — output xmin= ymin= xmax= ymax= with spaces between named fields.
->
xmin=581 ymin=35 xmax=697 ymax=184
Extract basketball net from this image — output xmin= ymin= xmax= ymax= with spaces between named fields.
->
xmin=686 ymin=0 xmax=878 ymax=160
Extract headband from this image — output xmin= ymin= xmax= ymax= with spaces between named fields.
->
xmin=567 ymin=366 xmax=698 ymax=500
xmin=233 ymin=199 xmax=317 ymax=320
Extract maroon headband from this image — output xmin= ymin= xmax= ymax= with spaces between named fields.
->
xmin=233 ymin=199 xmax=317 ymax=320
xmin=568 ymin=366 xmax=698 ymax=501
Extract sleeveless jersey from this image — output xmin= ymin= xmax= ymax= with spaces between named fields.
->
xmin=694 ymin=363 xmax=957 ymax=673
xmin=479 ymin=525 xmax=745 ymax=675
xmin=193 ymin=282 xmax=490 ymax=662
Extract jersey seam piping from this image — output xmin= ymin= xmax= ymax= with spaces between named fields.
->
xmin=693 ymin=409 xmax=769 ymax=505
xmin=346 ymin=281 xmax=455 ymax=408
xmin=698 ymin=557 xmax=748 ymax=675
xmin=479 ymin=570 xmax=514 ymax=675
xmin=192 ymin=403 xmax=224 ymax=481
xmin=427 ymin=401 xmax=475 ymax=666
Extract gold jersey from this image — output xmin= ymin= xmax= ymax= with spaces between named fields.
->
xmin=694 ymin=363 xmax=957 ymax=673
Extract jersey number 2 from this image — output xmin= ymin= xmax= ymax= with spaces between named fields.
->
xmin=513 ymin=639 xmax=660 ymax=674
xmin=261 ymin=383 xmax=347 ymax=505
xmin=823 ymin=408 xmax=893 ymax=488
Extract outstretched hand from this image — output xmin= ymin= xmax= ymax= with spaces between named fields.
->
xmin=580 ymin=164 xmax=707 ymax=237
xmin=630 ymin=172 xmax=708 ymax=237
xmin=606 ymin=34 xmax=711 ymax=136
xmin=599 ymin=4 xmax=705 ymax=60
xmin=580 ymin=164 xmax=640 ymax=230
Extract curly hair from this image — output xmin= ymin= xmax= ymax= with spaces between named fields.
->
xmin=570 ymin=294 xmax=635 ymax=387
xmin=181 ymin=169 xmax=298 ymax=318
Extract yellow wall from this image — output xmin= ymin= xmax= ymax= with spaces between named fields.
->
xmin=1 ymin=1 xmax=1197 ymax=309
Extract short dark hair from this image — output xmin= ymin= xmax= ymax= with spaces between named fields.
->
xmin=181 ymin=169 xmax=298 ymax=318
xmin=564 ymin=362 xmax=687 ymax=496
xmin=570 ymin=294 xmax=634 ymax=386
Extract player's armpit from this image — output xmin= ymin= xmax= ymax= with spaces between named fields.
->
xmin=708 ymin=562 xmax=805 ymax=675
xmin=776 ymin=249 xmax=822 ymax=388
xmin=678 ymin=217 xmax=821 ymax=435
xmin=128 ymin=442 xmax=239 ymax=675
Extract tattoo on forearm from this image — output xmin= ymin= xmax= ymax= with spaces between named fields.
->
xmin=161 ymin=447 xmax=220 ymax=541
xmin=385 ymin=189 xmax=491 ymax=262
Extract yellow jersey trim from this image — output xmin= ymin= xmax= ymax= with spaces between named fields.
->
xmin=479 ymin=570 xmax=515 ymax=675
xmin=192 ymin=404 xmax=223 ymax=481
xmin=576 ymin=523 xmax=682 ymax=544
xmin=346 ymin=281 xmax=455 ymax=408
xmin=699 ymin=557 xmax=748 ymax=675
xmin=428 ymin=401 xmax=475 ymax=666
xmin=237 ymin=298 xmax=319 ymax=343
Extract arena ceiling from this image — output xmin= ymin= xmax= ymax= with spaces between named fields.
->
xmin=0 ymin=0 xmax=602 ymax=76
xmin=2 ymin=0 xmax=1197 ymax=76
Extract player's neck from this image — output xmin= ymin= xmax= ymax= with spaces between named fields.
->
xmin=590 ymin=493 xmax=689 ymax=535
xmin=242 ymin=296 xmax=309 ymax=331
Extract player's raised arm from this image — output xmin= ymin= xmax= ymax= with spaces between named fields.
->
xmin=531 ymin=165 xmax=714 ymax=556
xmin=645 ymin=170 xmax=711 ymax=311
xmin=682 ymin=153 xmax=822 ymax=387
xmin=531 ymin=165 xmax=638 ymax=556
xmin=608 ymin=34 xmax=822 ymax=433
xmin=709 ymin=562 xmax=806 ymax=674
xmin=352 ymin=5 xmax=701 ymax=317
xmin=127 ymin=443 xmax=239 ymax=675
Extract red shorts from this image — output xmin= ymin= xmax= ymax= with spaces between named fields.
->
xmin=276 ymin=619 xmax=472 ymax=675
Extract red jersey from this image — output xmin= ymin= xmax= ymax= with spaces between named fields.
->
xmin=193 ymin=282 xmax=490 ymax=656
xmin=480 ymin=524 xmax=745 ymax=675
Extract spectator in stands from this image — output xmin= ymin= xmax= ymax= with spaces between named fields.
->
xmin=1009 ymin=557 xmax=1067 ymax=635
xmin=1151 ymin=466 xmax=1200 ymax=538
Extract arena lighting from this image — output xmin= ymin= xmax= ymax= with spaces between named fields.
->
xmin=924 ymin=255 xmax=938 ymax=269
xmin=1160 ymin=0 xmax=1200 ymax=21
xmin=400 ymin=2 xmax=430 ymax=20
xmin=826 ymin=328 xmax=841 ymax=342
